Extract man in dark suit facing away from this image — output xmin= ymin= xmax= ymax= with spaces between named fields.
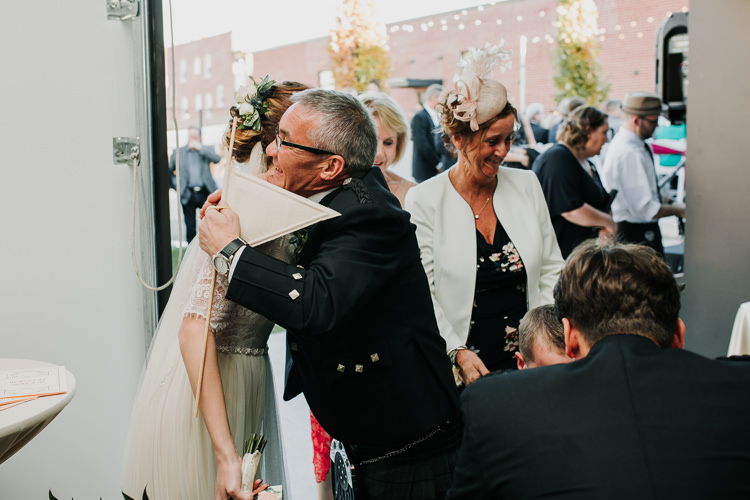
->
xmin=448 ymin=240 xmax=750 ymax=500
xmin=200 ymin=89 xmax=461 ymax=500
xmin=411 ymin=84 xmax=453 ymax=182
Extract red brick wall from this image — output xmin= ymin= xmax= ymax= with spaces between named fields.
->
xmin=252 ymin=0 xmax=688 ymax=121
xmin=166 ymin=32 xmax=235 ymax=130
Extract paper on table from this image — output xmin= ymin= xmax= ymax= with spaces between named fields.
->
xmin=0 ymin=366 xmax=67 ymax=399
xmin=223 ymin=165 xmax=340 ymax=247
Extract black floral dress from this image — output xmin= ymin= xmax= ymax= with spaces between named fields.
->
xmin=466 ymin=218 xmax=528 ymax=372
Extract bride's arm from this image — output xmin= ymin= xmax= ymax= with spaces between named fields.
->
xmin=179 ymin=317 xmax=252 ymax=500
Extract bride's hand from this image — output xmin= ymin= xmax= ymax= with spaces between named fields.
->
xmin=214 ymin=453 xmax=247 ymax=500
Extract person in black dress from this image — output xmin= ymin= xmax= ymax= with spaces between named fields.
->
xmin=533 ymin=106 xmax=617 ymax=258
xmin=405 ymin=44 xmax=564 ymax=385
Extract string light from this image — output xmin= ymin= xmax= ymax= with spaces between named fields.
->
xmin=373 ymin=0 xmax=686 ymax=53
xmin=555 ymin=0 xmax=600 ymax=43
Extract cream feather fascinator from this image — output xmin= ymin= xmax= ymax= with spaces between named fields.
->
xmin=449 ymin=42 xmax=513 ymax=131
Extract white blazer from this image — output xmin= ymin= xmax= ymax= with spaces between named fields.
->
xmin=405 ymin=166 xmax=564 ymax=353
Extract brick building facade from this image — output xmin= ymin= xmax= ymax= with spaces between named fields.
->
xmin=252 ymin=0 xmax=689 ymax=120
xmin=165 ymin=32 xmax=238 ymax=135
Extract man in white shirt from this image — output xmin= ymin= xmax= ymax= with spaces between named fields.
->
xmin=600 ymin=92 xmax=685 ymax=255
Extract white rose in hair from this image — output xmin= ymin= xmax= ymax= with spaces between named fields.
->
xmin=239 ymin=102 xmax=254 ymax=116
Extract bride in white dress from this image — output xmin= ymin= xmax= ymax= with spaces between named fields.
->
xmin=122 ymin=78 xmax=309 ymax=500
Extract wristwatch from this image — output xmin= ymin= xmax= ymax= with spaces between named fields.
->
xmin=212 ymin=237 xmax=247 ymax=274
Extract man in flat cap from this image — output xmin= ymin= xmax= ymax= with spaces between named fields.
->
xmin=600 ymin=92 xmax=685 ymax=256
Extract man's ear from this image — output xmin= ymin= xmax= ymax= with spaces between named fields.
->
xmin=515 ymin=352 xmax=527 ymax=370
xmin=670 ymin=318 xmax=686 ymax=349
xmin=563 ymin=318 xmax=588 ymax=360
xmin=319 ymin=155 xmax=347 ymax=181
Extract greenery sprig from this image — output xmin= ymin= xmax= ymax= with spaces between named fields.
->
xmin=243 ymin=433 xmax=268 ymax=455
xmin=234 ymin=75 xmax=276 ymax=132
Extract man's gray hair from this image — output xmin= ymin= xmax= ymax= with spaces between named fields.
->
xmin=291 ymin=89 xmax=377 ymax=178
xmin=425 ymin=84 xmax=445 ymax=101
xmin=524 ymin=103 xmax=545 ymax=121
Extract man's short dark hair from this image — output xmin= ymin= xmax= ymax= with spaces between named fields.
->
xmin=554 ymin=241 xmax=680 ymax=348
xmin=519 ymin=304 xmax=565 ymax=363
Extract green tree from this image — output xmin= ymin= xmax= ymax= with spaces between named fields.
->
xmin=329 ymin=0 xmax=392 ymax=92
xmin=553 ymin=0 xmax=610 ymax=105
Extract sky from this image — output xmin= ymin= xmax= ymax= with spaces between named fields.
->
xmin=163 ymin=0 xmax=493 ymax=51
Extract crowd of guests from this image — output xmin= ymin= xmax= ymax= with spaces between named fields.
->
xmin=140 ymin=42 xmax=748 ymax=500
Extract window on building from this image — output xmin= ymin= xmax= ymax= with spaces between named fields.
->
xmin=217 ymin=85 xmax=225 ymax=108
xmin=195 ymin=94 xmax=203 ymax=112
xmin=179 ymin=60 xmax=187 ymax=83
xmin=205 ymin=92 xmax=213 ymax=118
xmin=204 ymin=54 xmax=212 ymax=79
xmin=194 ymin=57 xmax=201 ymax=75
xmin=181 ymin=96 xmax=189 ymax=117
xmin=319 ymin=70 xmax=335 ymax=90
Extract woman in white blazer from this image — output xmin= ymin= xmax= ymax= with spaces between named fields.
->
xmin=405 ymin=48 xmax=563 ymax=385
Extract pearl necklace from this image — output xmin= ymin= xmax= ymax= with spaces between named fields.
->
xmin=474 ymin=197 xmax=491 ymax=220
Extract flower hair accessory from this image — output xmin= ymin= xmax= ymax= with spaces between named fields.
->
xmin=232 ymin=75 xmax=275 ymax=132
xmin=451 ymin=42 xmax=512 ymax=131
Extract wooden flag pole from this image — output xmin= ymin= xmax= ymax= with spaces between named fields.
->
xmin=193 ymin=116 xmax=239 ymax=418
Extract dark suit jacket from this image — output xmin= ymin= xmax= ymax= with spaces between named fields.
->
xmin=530 ymin=122 xmax=549 ymax=144
xmin=169 ymin=146 xmax=220 ymax=204
xmin=547 ymin=122 xmax=561 ymax=143
xmin=447 ymin=335 xmax=750 ymax=500
xmin=226 ymin=168 xmax=459 ymax=447
xmin=411 ymin=108 xmax=443 ymax=183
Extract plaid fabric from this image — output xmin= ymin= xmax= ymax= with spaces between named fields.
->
xmin=355 ymin=444 xmax=459 ymax=500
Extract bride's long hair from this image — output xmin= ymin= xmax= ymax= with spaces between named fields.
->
xmin=222 ymin=80 xmax=310 ymax=165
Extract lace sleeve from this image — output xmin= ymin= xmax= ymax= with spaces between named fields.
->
xmin=183 ymin=253 xmax=231 ymax=332
xmin=182 ymin=238 xmax=292 ymax=333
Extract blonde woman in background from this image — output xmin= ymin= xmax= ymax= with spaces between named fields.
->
xmin=359 ymin=91 xmax=415 ymax=207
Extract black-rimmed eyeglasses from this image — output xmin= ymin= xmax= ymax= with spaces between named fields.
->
xmin=276 ymin=133 xmax=336 ymax=156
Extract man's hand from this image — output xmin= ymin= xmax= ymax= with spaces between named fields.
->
xmin=455 ymin=349 xmax=489 ymax=386
xmin=199 ymin=204 xmax=241 ymax=257
xmin=200 ymin=189 xmax=224 ymax=219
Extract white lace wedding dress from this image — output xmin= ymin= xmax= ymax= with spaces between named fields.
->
xmin=122 ymin=145 xmax=289 ymax=499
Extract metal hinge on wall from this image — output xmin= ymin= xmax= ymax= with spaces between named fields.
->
xmin=113 ymin=137 xmax=140 ymax=165
xmin=106 ymin=0 xmax=140 ymax=20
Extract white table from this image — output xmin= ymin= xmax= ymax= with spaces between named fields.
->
xmin=0 ymin=359 xmax=76 ymax=464
xmin=728 ymin=302 xmax=750 ymax=356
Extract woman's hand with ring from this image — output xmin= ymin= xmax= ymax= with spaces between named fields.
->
xmin=455 ymin=349 xmax=489 ymax=386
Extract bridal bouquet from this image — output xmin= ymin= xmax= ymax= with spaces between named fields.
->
xmin=240 ymin=434 xmax=283 ymax=499
xmin=241 ymin=434 xmax=267 ymax=492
